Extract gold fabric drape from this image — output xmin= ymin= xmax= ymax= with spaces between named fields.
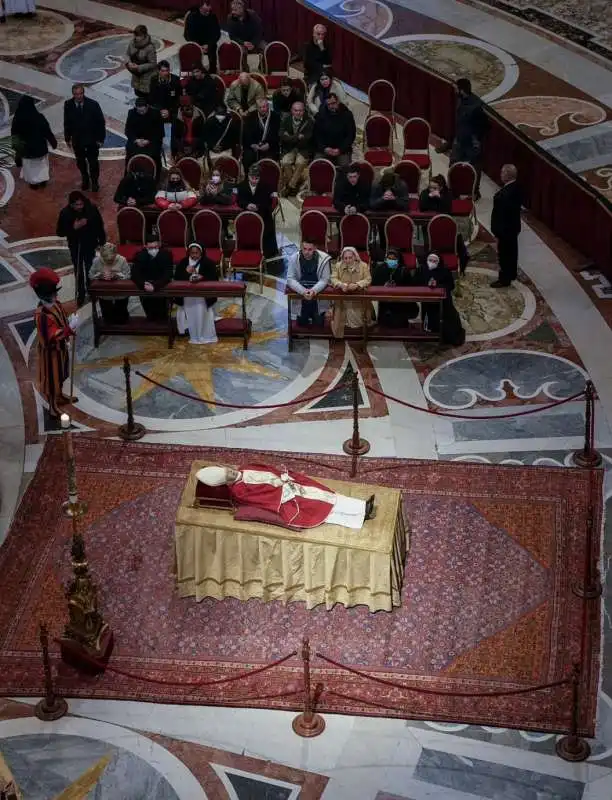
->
xmin=175 ymin=462 xmax=408 ymax=611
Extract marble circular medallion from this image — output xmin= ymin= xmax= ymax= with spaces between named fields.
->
xmin=0 ymin=10 xmax=74 ymax=57
xmin=334 ymin=0 xmax=394 ymax=39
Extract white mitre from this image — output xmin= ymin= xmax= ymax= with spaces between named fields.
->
xmin=196 ymin=466 xmax=229 ymax=486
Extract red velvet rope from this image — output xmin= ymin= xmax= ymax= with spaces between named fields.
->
xmin=365 ymin=385 xmax=586 ymax=420
xmin=134 ymin=372 xmax=350 ymax=409
xmin=54 ymin=640 xmax=297 ymax=688
xmin=316 ymin=652 xmax=570 ymax=697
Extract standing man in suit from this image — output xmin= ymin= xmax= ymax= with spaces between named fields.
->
xmin=184 ymin=1 xmax=221 ymax=74
xmin=64 ymin=84 xmax=106 ymax=192
xmin=490 ymin=164 xmax=522 ymax=288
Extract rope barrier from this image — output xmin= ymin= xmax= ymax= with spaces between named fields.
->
xmin=316 ymin=652 xmax=570 ymax=697
xmin=134 ymin=371 xmax=350 ymax=409
xmin=365 ymin=385 xmax=586 ymax=421
xmin=55 ymin=640 xmax=297 ymax=689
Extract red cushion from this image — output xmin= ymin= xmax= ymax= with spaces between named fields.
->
xmin=230 ymin=250 xmax=263 ymax=267
xmin=116 ymin=244 xmax=142 ymax=262
xmin=401 ymin=252 xmax=417 ymax=268
xmin=302 ymin=196 xmax=333 ymax=210
xmin=265 ymin=75 xmax=284 ymax=90
xmin=364 ymin=149 xmax=393 ymax=167
xmin=408 ymin=198 xmax=419 ymax=213
xmin=171 ymin=247 xmax=187 ymax=263
xmin=358 ymin=250 xmax=370 ymax=264
xmin=451 ymin=198 xmax=474 ymax=215
xmin=441 ymin=253 xmax=459 ymax=270
xmin=204 ymin=248 xmax=223 ymax=264
xmin=215 ymin=317 xmax=251 ymax=334
xmin=402 ymin=152 xmax=431 ymax=169
xmin=221 ymin=73 xmax=239 ymax=87
xmin=234 ymin=505 xmax=304 ymax=530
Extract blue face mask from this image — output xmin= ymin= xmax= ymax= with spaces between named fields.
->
xmin=386 ymin=258 xmax=398 ymax=269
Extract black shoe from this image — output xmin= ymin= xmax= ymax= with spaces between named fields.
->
xmin=365 ymin=494 xmax=376 ymax=521
xmin=92 ymin=182 xmax=100 ymax=192
xmin=0 ymin=15 xmax=6 ymax=23
xmin=490 ymin=279 xmax=511 ymax=288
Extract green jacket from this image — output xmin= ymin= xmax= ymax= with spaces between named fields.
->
xmin=126 ymin=35 xmax=157 ymax=94
xmin=279 ymin=112 xmax=314 ymax=157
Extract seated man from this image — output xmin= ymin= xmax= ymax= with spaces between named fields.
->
xmin=286 ymin=239 xmax=331 ymax=326
xmin=171 ymin=100 xmax=206 ymax=160
xmin=370 ymin=169 xmax=409 ymax=212
xmin=226 ymin=0 xmax=263 ymax=57
xmin=313 ymin=93 xmax=356 ymax=169
xmin=371 ymin=247 xmax=418 ymax=326
xmin=196 ymin=464 xmax=375 ymax=530
xmin=303 ymin=23 xmax=332 ymax=86
xmin=114 ymin=166 xmax=157 ymax=206
xmin=148 ymin=60 xmax=181 ymax=123
xmin=130 ymin=234 xmax=174 ymax=322
xmin=236 ymin=163 xmax=278 ymax=258
xmin=227 ymin=72 xmax=264 ymax=117
xmin=124 ymin=97 xmax=164 ymax=175
xmin=279 ymin=101 xmax=313 ymax=197
xmin=333 ymin=162 xmax=370 ymax=215
xmin=203 ymin=104 xmax=241 ymax=160
xmin=272 ymin=77 xmax=304 ymax=115
xmin=242 ymin=96 xmax=280 ymax=172
xmin=185 ymin=64 xmax=221 ymax=117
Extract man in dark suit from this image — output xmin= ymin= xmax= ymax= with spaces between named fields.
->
xmin=183 ymin=1 xmax=221 ymax=73
xmin=64 ymin=83 xmax=106 ymax=192
xmin=124 ymin=97 xmax=164 ymax=177
xmin=490 ymin=163 xmax=522 ymax=288
xmin=241 ymin=96 xmax=280 ymax=172
xmin=237 ymin=164 xmax=278 ymax=259
xmin=131 ymin=234 xmax=174 ymax=322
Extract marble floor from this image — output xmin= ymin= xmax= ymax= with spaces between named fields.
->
xmin=1 ymin=0 xmax=612 ymax=797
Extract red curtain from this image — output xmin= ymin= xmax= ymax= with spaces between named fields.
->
xmin=147 ymin=0 xmax=612 ymax=274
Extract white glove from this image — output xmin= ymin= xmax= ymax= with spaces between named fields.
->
xmin=68 ymin=312 xmax=80 ymax=331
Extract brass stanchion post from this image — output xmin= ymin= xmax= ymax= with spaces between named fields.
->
xmin=292 ymin=638 xmax=325 ymax=737
xmin=60 ymin=413 xmax=87 ymax=518
xmin=118 ymin=356 xmax=146 ymax=441
xmin=573 ymin=381 xmax=602 ymax=468
xmin=34 ymin=623 xmax=68 ymax=721
xmin=556 ymin=664 xmax=591 ymax=762
xmin=342 ymin=371 xmax=370 ymax=464
xmin=573 ymin=476 xmax=603 ymax=599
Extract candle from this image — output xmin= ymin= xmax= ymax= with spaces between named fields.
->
xmin=61 ymin=413 xmax=74 ymax=462
xmin=60 ymin=413 xmax=70 ymax=429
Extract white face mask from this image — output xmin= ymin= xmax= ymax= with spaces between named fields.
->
xmin=147 ymin=247 xmax=159 ymax=257
xmin=188 ymin=256 xmax=199 ymax=266
xmin=215 ymin=114 xmax=226 ymax=122
xmin=211 ymin=175 xmax=221 ymax=184
xmin=427 ymin=258 xmax=439 ymax=271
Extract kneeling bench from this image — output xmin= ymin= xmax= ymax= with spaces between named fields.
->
xmin=89 ymin=279 xmax=251 ymax=349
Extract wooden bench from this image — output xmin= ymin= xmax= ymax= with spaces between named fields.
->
xmin=285 ymin=285 xmax=446 ymax=350
xmin=89 ymin=279 xmax=251 ymax=350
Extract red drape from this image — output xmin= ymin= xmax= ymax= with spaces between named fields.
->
xmin=140 ymin=0 xmax=612 ymax=274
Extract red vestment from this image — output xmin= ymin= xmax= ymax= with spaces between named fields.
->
xmin=229 ymin=464 xmax=335 ymax=528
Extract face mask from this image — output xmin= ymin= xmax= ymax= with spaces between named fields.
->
xmin=137 ymin=108 xmax=147 ymax=115
xmin=211 ymin=175 xmax=221 ymax=184
xmin=215 ymin=114 xmax=225 ymax=122
xmin=188 ymin=257 xmax=199 ymax=266
xmin=427 ymin=258 xmax=439 ymax=271
xmin=386 ymin=259 xmax=398 ymax=269
xmin=147 ymin=248 xmax=159 ymax=257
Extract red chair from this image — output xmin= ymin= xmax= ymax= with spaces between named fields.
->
xmin=303 ymin=158 xmax=336 ymax=210
xmin=300 ymin=210 xmax=329 ymax=252
xmin=229 ymin=211 xmax=265 ymax=292
xmin=179 ymin=42 xmax=203 ymax=74
xmin=126 ymin=153 xmax=157 ymax=180
xmin=384 ymin=214 xmax=416 ymax=268
xmin=258 ymin=158 xmax=284 ymax=221
xmin=402 ymin=118 xmax=431 ymax=173
xmin=367 ymin=79 xmax=396 ymax=123
xmin=158 ymin=208 xmax=189 ymax=264
xmin=116 ymin=207 xmax=146 ymax=262
xmin=427 ymin=214 xmax=458 ymax=270
xmin=394 ymin=160 xmax=421 ymax=211
xmin=218 ymin=40 xmax=243 ymax=86
xmin=192 ymin=209 xmax=224 ymax=271
xmin=339 ymin=213 xmax=371 ymax=263
xmin=290 ymin=77 xmax=307 ymax=99
xmin=363 ymin=114 xmax=394 ymax=168
xmin=176 ymin=157 xmax=203 ymax=191
xmin=448 ymin=161 xmax=477 ymax=217
xmin=263 ymin=41 xmax=290 ymax=91
xmin=213 ymin=153 xmax=241 ymax=183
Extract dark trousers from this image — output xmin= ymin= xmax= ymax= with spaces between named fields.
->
xmin=69 ymin=243 xmax=95 ymax=307
xmin=74 ymin=142 xmax=100 ymax=184
xmin=99 ymin=298 xmax=129 ymax=324
xmin=140 ymin=296 xmax=168 ymax=322
xmin=297 ymin=297 xmax=320 ymax=325
xmin=497 ymin=234 xmax=518 ymax=284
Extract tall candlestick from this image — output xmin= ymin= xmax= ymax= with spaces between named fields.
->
xmin=61 ymin=412 xmax=87 ymax=518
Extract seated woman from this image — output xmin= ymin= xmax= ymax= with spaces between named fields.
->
xmin=371 ymin=247 xmax=418 ymax=327
xmin=89 ymin=243 xmax=131 ymax=324
xmin=307 ymin=71 xmax=346 ymax=116
xmin=154 ymin=167 xmax=198 ymax=210
xmin=330 ymin=246 xmax=372 ymax=339
xmin=414 ymin=251 xmax=465 ymax=346
xmin=174 ymin=242 xmax=219 ymax=345
xmin=419 ymin=174 xmax=452 ymax=213
xmin=199 ymin=166 xmax=234 ymax=206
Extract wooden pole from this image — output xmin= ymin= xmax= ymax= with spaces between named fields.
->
xmin=34 ymin=623 xmax=68 ymax=721
xmin=342 ymin=370 xmax=370 ymax=467
xmin=556 ymin=664 xmax=591 ymax=762
xmin=118 ymin=356 xmax=146 ymax=441
xmin=292 ymin=638 xmax=325 ymax=737
xmin=573 ymin=381 xmax=602 ymax=468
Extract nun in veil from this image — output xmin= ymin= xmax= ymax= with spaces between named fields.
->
xmin=174 ymin=242 xmax=219 ymax=344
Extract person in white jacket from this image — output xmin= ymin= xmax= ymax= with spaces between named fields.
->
xmin=286 ymin=239 xmax=331 ymax=326
xmin=307 ymin=72 xmax=346 ymax=116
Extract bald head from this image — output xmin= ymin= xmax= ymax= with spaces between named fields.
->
xmin=238 ymin=72 xmax=250 ymax=86
xmin=501 ymin=163 xmax=517 ymax=184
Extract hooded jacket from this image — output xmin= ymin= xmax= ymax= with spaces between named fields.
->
xmin=171 ymin=106 xmax=207 ymax=158
xmin=126 ymin=34 xmax=157 ymax=93
xmin=286 ymin=249 xmax=332 ymax=295
xmin=313 ymin=103 xmax=356 ymax=155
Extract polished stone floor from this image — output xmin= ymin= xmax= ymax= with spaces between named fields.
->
xmin=1 ymin=0 xmax=612 ymax=797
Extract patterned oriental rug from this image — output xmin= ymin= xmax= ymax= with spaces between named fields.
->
xmin=0 ymin=439 xmax=602 ymax=735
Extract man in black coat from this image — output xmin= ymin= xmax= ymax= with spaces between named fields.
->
xmin=185 ymin=65 xmax=221 ymax=116
xmin=490 ymin=163 xmax=522 ymax=288
xmin=227 ymin=0 xmax=263 ymax=54
xmin=303 ymin=23 xmax=332 ymax=85
xmin=241 ymin=97 xmax=280 ymax=172
xmin=148 ymin=60 xmax=181 ymax=123
xmin=237 ymin=164 xmax=278 ymax=259
xmin=333 ymin=163 xmax=370 ymax=215
xmin=114 ymin=167 xmax=157 ymax=206
xmin=314 ymin=93 xmax=356 ymax=168
xmin=63 ymin=83 xmax=106 ymax=192
xmin=56 ymin=191 xmax=107 ymax=306
xmin=183 ymin=1 xmax=221 ymax=73
xmin=124 ymin=98 xmax=164 ymax=176
xmin=131 ymin=235 xmax=174 ymax=322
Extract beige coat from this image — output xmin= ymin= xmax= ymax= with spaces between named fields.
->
xmin=89 ymin=252 xmax=130 ymax=300
xmin=126 ymin=35 xmax=158 ymax=94
xmin=330 ymin=259 xmax=372 ymax=338
xmin=226 ymin=78 xmax=264 ymax=114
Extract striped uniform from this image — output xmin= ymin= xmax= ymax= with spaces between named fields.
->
xmin=35 ymin=301 xmax=72 ymax=417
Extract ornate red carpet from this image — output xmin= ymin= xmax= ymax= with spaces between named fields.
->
xmin=0 ymin=439 xmax=601 ymax=734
